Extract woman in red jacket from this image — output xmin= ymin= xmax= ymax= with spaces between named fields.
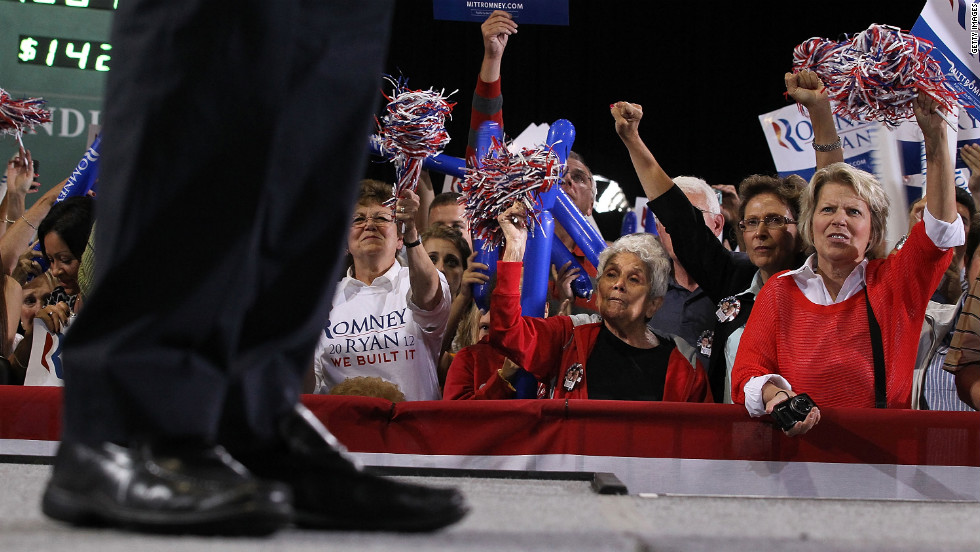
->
xmin=488 ymin=203 xmax=710 ymax=402
xmin=731 ymin=93 xmax=962 ymax=435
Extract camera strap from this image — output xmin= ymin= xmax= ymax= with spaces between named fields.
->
xmin=864 ymin=286 xmax=887 ymax=408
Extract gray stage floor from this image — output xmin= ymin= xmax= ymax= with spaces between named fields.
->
xmin=2 ymin=463 xmax=978 ymax=551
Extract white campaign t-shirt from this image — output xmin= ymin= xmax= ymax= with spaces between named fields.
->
xmin=313 ymin=262 xmax=450 ymax=401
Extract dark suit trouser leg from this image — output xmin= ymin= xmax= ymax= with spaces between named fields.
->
xmin=61 ymin=0 xmax=394 ymax=445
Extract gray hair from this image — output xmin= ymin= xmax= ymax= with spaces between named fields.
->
xmin=597 ymin=233 xmax=671 ymax=301
xmin=674 ymin=176 xmax=720 ymax=214
xmin=799 ymin=162 xmax=889 ymax=259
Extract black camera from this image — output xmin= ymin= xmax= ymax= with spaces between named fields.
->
xmin=770 ymin=393 xmax=816 ymax=431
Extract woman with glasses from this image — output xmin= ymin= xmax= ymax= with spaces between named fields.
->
xmin=732 ymin=93 xmax=963 ymax=435
xmin=311 ymin=179 xmax=450 ymax=400
xmin=610 ymin=71 xmax=835 ymax=403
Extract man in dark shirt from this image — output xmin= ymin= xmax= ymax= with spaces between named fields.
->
xmin=647 ymin=176 xmax=725 ymax=367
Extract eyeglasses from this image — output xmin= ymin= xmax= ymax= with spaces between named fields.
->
xmin=351 ymin=214 xmax=393 ymax=228
xmin=738 ymin=215 xmax=797 ymax=232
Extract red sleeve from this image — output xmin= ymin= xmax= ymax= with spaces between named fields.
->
xmin=465 ymin=77 xmax=503 ymax=163
xmin=876 ymin=220 xmax=952 ymax=311
xmin=664 ymin=349 xmax=711 ymax=403
xmin=490 ymin=261 xmax=572 ymax=382
xmin=443 ymin=346 xmax=515 ymax=400
xmin=730 ymin=276 xmax=785 ymax=405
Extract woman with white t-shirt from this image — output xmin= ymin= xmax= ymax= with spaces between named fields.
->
xmin=311 ymin=180 xmax=450 ymax=401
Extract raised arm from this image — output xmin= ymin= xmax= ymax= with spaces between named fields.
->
xmin=395 ymin=189 xmax=443 ymax=311
xmin=915 ymin=93 xmax=958 ymax=225
xmin=498 ymin=201 xmax=527 ymax=263
xmin=479 ymin=10 xmax=515 ymax=83
xmin=489 ymin=202 xmax=569 ymax=377
xmin=1 ymin=178 xmax=66 ymax=275
xmin=612 ymin=101 xmax=741 ymax=300
xmin=1 ymin=147 xmax=34 ymax=241
xmin=785 ymin=70 xmax=843 ymax=169
xmin=466 ymin=11 xmax=516 ymax=160
xmin=414 ymin=170 xmax=434 ymax=231
xmin=610 ymin=102 xmax=675 ymax=201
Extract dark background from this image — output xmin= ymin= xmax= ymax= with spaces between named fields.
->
xmin=374 ymin=1 xmax=926 ymax=211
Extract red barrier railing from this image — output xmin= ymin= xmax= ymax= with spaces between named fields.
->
xmin=2 ymin=387 xmax=977 ymax=467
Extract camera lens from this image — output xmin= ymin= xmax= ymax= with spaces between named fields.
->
xmin=790 ymin=396 xmax=812 ymax=415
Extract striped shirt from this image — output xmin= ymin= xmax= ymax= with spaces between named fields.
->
xmin=923 ymin=337 xmax=976 ymax=411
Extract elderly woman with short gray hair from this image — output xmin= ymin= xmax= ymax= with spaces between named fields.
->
xmin=487 ymin=203 xmax=710 ymax=402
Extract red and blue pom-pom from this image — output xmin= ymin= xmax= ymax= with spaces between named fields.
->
xmin=460 ymin=138 xmax=562 ymax=250
xmin=377 ymin=76 xmax=456 ymax=205
xmin=0 ymin=87 xmax=51 ymax=141
xmin=792 ymin=24 xmax=959 ymax=127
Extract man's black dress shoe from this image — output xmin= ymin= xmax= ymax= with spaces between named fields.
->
xmin=230 ymin=405 xmax=468 ymax=532
xmin=42 ymin=440 xmax=293 ymax=535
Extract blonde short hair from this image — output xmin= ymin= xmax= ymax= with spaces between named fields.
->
xmin=799 ymin=162 xmax=889 ymax=260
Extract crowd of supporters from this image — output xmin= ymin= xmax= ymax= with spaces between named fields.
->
xmin=4 ymin=10 xmax=978 ymax=440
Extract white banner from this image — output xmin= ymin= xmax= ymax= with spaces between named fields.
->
xmin=758 ymin=104 xmax=877 ymax=182
xmin=913 ymin=0 xmax=980 ymax=123
xmin=759 ymin=103 xmax=967 ymax=249
xmin=23 ymin=317 xmax=68 ymax=387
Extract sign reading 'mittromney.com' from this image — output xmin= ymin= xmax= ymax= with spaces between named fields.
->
xmin=432 ymin=0 xmax=569 ymax=26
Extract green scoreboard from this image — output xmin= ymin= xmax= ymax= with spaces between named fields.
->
xmin=0 ymin=0 xmax=114 ymax=201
